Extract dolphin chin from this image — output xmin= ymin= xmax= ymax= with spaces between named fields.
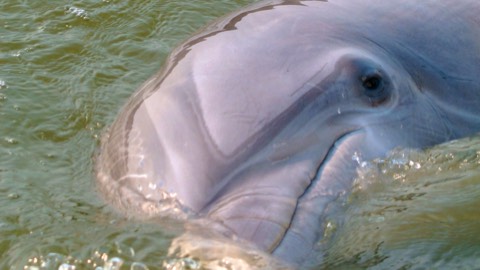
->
xmin=201 ymin=129 xmax=364 ymax=252
xmin=96 ymin=0 xmax=480 ymax=267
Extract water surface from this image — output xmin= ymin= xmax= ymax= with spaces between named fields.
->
xmin=1 ymin=1 xmax=479 ymax=269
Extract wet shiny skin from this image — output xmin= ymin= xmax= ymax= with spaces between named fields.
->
xmin=97 ymin=0 xmax=480 ymax=266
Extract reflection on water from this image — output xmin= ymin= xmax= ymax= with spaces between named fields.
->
xmin=1 ymin=0 xmax=480 ymax=269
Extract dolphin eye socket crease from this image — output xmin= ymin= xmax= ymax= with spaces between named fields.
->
xmin=96 ymin=0 xmax=480 ymax=268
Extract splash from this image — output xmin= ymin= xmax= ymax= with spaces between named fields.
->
xmin=321 ymin=136 xmax=480 ymax=269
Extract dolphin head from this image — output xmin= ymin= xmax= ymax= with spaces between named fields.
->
xmin=97 ymin=0 xmax=480 ymax=266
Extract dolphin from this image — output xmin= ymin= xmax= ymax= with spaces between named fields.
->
xmin=96 ymin=0 xmax=480 ymax=266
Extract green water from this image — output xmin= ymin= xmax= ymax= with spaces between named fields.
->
xmin=0 ymin=1 xmax=257 ymax=269
xmin=1 ymin=0 xmax=480 ymax=269
xmin=321 ymin=137 xmax=480 ymax=269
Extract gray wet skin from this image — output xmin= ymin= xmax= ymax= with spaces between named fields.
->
xmin=96 ymin=0 xmax=480 ymax=266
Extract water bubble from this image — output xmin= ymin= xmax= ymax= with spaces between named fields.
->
xmin=41 ymin=253 xmax=64 ymax=269
xmin=391 ymin=156 xmax=408 ymax=166
xmin=89 ymin=250 xmax=110 ymax=268
xmin=408 ymin=160 xmax=421 ymax=169
xmin=8 ymin=193 xmax=20 ymax=199
xmin=58 ymin=263 xmax=76 ymax=270
xmin=24 ymin=256 xmax=42 ymax=269
xmin=323 ymin=220 xmax=337 ymax=240
xmin=352 ymin=151 xmax=362 ymax=164
xmin=148 ymin=182 xmax=157 ymax=190
xmin=163 ymin=257 xmax=200 ymax=270
xmin=65 ymin=6 xmax=89 ymax=20
xmin=131 ymin=262 xmax=149 ymax=270
xmin=115 ymin=241 xmax=135 ymax=258
xmin=4 ymin=137 xmax=18 ymax=145
xmin=392 ymin=173 xmax=405 ymax=181
xmin=104 ymin=257 xmax=124 ymax=270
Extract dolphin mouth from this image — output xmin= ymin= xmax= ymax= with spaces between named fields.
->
xmin=270 ymin=128 xmax=365 ymax=263
xmin=202 ymin=127 xmax=364 ymax=254
xmin=274 ymin=129 xmax=363 ymax=235
xmin=304 ymin=128 xmax=365 ymax=196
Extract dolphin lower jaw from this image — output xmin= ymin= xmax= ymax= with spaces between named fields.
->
xmin=200 ymin=128 xmax=365 ymax=257
xmin=272 ymin=129 xmax=366 ymax=265
xmin=201 ymin=155 xmax=320 ymax=251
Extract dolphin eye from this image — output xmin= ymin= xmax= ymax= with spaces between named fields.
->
xmin=360 ymin=69 xmax=389 ymax=104
xmin=362 ymin=73 xmax=381 ymax=91
xmin=340 ymin=54 xmax=392 ymax=106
